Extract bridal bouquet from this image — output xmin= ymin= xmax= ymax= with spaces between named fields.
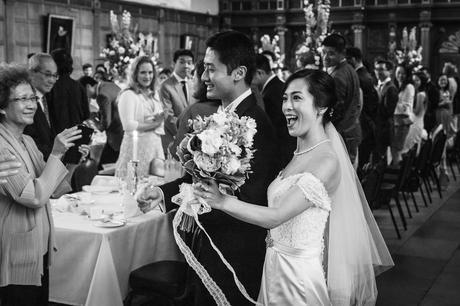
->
xmin=172 ymin=107 xmax=260 ymax=305
xmin=173 ymin=107 xmax=256 ymax=230
xmin=177 ymin=107 xmax=256 ymax=190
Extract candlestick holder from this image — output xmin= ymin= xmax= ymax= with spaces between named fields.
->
xmin=126 ymin=160 xmax=139 ymax=195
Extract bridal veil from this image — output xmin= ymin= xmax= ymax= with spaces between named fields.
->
xmin=325 ymin=122 xmax=394 ymax=305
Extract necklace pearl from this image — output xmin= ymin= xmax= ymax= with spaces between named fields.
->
xmin=293 ymin=139 xmax=331 ymax=156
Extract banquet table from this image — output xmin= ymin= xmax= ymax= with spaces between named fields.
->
xmin=49 ymin=191 xmax=182 ymax=306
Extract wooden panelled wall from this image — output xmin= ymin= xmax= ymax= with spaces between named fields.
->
xmin=0 ymin=0 xmax=219 ymax=77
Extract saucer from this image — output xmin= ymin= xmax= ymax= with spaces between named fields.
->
xmin=93 ymin=220 xmax=126 ymax=228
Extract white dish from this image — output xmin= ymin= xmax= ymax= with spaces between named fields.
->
xmin=82 ymin=185 xmax=118 ymax=194
xmin=93 ymin=220 xmax=126 ymax=228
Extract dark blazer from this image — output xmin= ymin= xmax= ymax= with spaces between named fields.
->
xmin=262 ymin=76 xmax=296 ymax=168
xmin=161 ymin=93 xmax=280 ymax=306
xmin=330 ymin=60 xmax=362 ymax=143
xmin=47 ymin=74 xmax=89 ymax=134
xmin=23 ymin=102 xmax=55 ymax=160
xmin=356 ymin=66 xmax=379 ymax=140
xmin=375 ymin=80 xmax=399 ymax=150
xmin=424 ymin=80 xmax=440 ymax=133
xmin=96 ymin=81 xmax=122 ymax=151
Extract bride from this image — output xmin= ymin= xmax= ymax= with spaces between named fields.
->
xmin=193 ymin=69 xmax=394 ymax=305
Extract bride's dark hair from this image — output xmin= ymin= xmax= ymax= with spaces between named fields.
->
xmin=284 ymin=69 xmax=339 ymax=125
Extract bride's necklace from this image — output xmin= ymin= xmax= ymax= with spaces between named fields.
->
xmin=293 ymin=139 xmax=331 ymax=156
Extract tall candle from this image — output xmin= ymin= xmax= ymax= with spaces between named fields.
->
xmin=132 ymin=130 xmax=138 ymax=161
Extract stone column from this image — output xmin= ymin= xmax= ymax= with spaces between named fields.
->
xmin=275 ymin=26 xmax=287 ymax=56
xmin=275 ymin=14 xmax=287 ymax=55
xmin=419 ymin=10 xmax=432 ymax=67
xmin=250 ymin=26 xmax=259 ymax=45
xmin=222 ymin=16 xmax=232 ymax=31
xmin=158 ymin=9 xmax=166 ymax=64
xmin=352 ymin=24 xmax=365 ymax=50
xmin=92 ymin=0 xmax=101 ymax=62
xmin=352 ymin=12 xmax=365 ymax=50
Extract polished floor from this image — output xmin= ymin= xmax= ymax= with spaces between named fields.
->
xmin=375 ymin=173 xmax=460 ymax=306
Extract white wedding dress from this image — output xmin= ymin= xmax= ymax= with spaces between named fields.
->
xmin=258 ymin=172 xmax=332 ymax=306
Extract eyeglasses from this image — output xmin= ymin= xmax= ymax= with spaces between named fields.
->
xmin=11 ymin=96 xmax=40 ymax=104
xmin=37 ymin=70 xmax=59 ymax=79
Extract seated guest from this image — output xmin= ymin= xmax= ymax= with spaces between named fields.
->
xmin=169 ymin=60 xmax=220 ymax=159
xmin=47 ymin=49 xmax=89 ymax=134
xmin=0 ymin=63 xmax=84 ymax=306
xmin=252 ymin=54 xmax=296 ymax=167
xmin=80 ymin=76 xmax=122 ymax=166
xmin=24 ymin=53 xmax=58 ymax=160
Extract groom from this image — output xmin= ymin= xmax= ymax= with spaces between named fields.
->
xmin=138 ymin=31 xmax=280 ymax=305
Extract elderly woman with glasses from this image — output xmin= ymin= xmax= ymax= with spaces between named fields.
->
xmin=0 ymin=63 xmax=83 ymax=306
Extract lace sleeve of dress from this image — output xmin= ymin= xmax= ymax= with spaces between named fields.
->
xmin=295 ymin=173 xmax=332 ymax=211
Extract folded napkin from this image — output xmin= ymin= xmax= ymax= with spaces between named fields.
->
xmin=53 ymin=197 xmax=71 ymax=213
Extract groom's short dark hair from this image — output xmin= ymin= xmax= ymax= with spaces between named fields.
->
xmin=206 ymin=30 xmax=255 ymax=86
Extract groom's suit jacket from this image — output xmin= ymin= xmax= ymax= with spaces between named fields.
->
xmin=161 ymin=93 xmax=280 ymax=306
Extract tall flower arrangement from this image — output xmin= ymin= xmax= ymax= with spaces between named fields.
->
xmin=259 ymin=34 xmax=285 ymax=69
xmin=100 ymin=10 xmax=159 ymax=78
xmin=296 ymin=0 xmax=331 ymax=68
xmin=393 ymin=27 xmax=423 ymax=69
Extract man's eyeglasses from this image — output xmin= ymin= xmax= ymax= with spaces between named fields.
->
xmin=11 ymin=96 xmax=40 ymax=104
xmin=37 ymin=70 xmax=59 ymax=80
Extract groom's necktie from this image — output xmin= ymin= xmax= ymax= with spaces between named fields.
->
xmin=181 ymin=80 xmax=188 ymax=103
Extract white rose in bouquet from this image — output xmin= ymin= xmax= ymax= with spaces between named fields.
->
xmin=227 ymin=141 xmax=242 ymax=156
xmin=198 ymin=129 xmax=223 ymax=155
xmin=212 ymin=110 xmax=228 ymax=127
xmin=193 ymin=152 xmax=220 ymax=172
xmin=221 ymin=156 xmax=241 ymax=175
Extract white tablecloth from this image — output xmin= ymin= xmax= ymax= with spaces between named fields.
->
xmin=49 ymin=193 xmax=181 ymax=306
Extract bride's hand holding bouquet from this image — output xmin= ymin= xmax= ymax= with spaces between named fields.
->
xmin=172 ymin=107 xmax=257 ymax=229
xmin=192 ymin=180 xmax=227 ymax=210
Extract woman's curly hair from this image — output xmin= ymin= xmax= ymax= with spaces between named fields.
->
xmin=0 ymin=63 xmax=33 ymax=110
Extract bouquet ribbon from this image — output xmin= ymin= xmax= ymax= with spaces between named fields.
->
xmin=172 ymin=183 xmax=261 ymax=306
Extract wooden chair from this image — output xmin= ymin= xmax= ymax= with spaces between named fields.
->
xmin=125 ymin=226 xmax=202 ymax=306
xmin=378 ymin=146 xmax=417 ymax=239
xmin=402 ymin=139 xmax=432 ymax=208
xmin=361 ymin=157 xmax=386 ymax=209
xmin=428 ymin=131 xmax=447 ymax=199
xmin=447 ymin=130 xmax=460 ymax=180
